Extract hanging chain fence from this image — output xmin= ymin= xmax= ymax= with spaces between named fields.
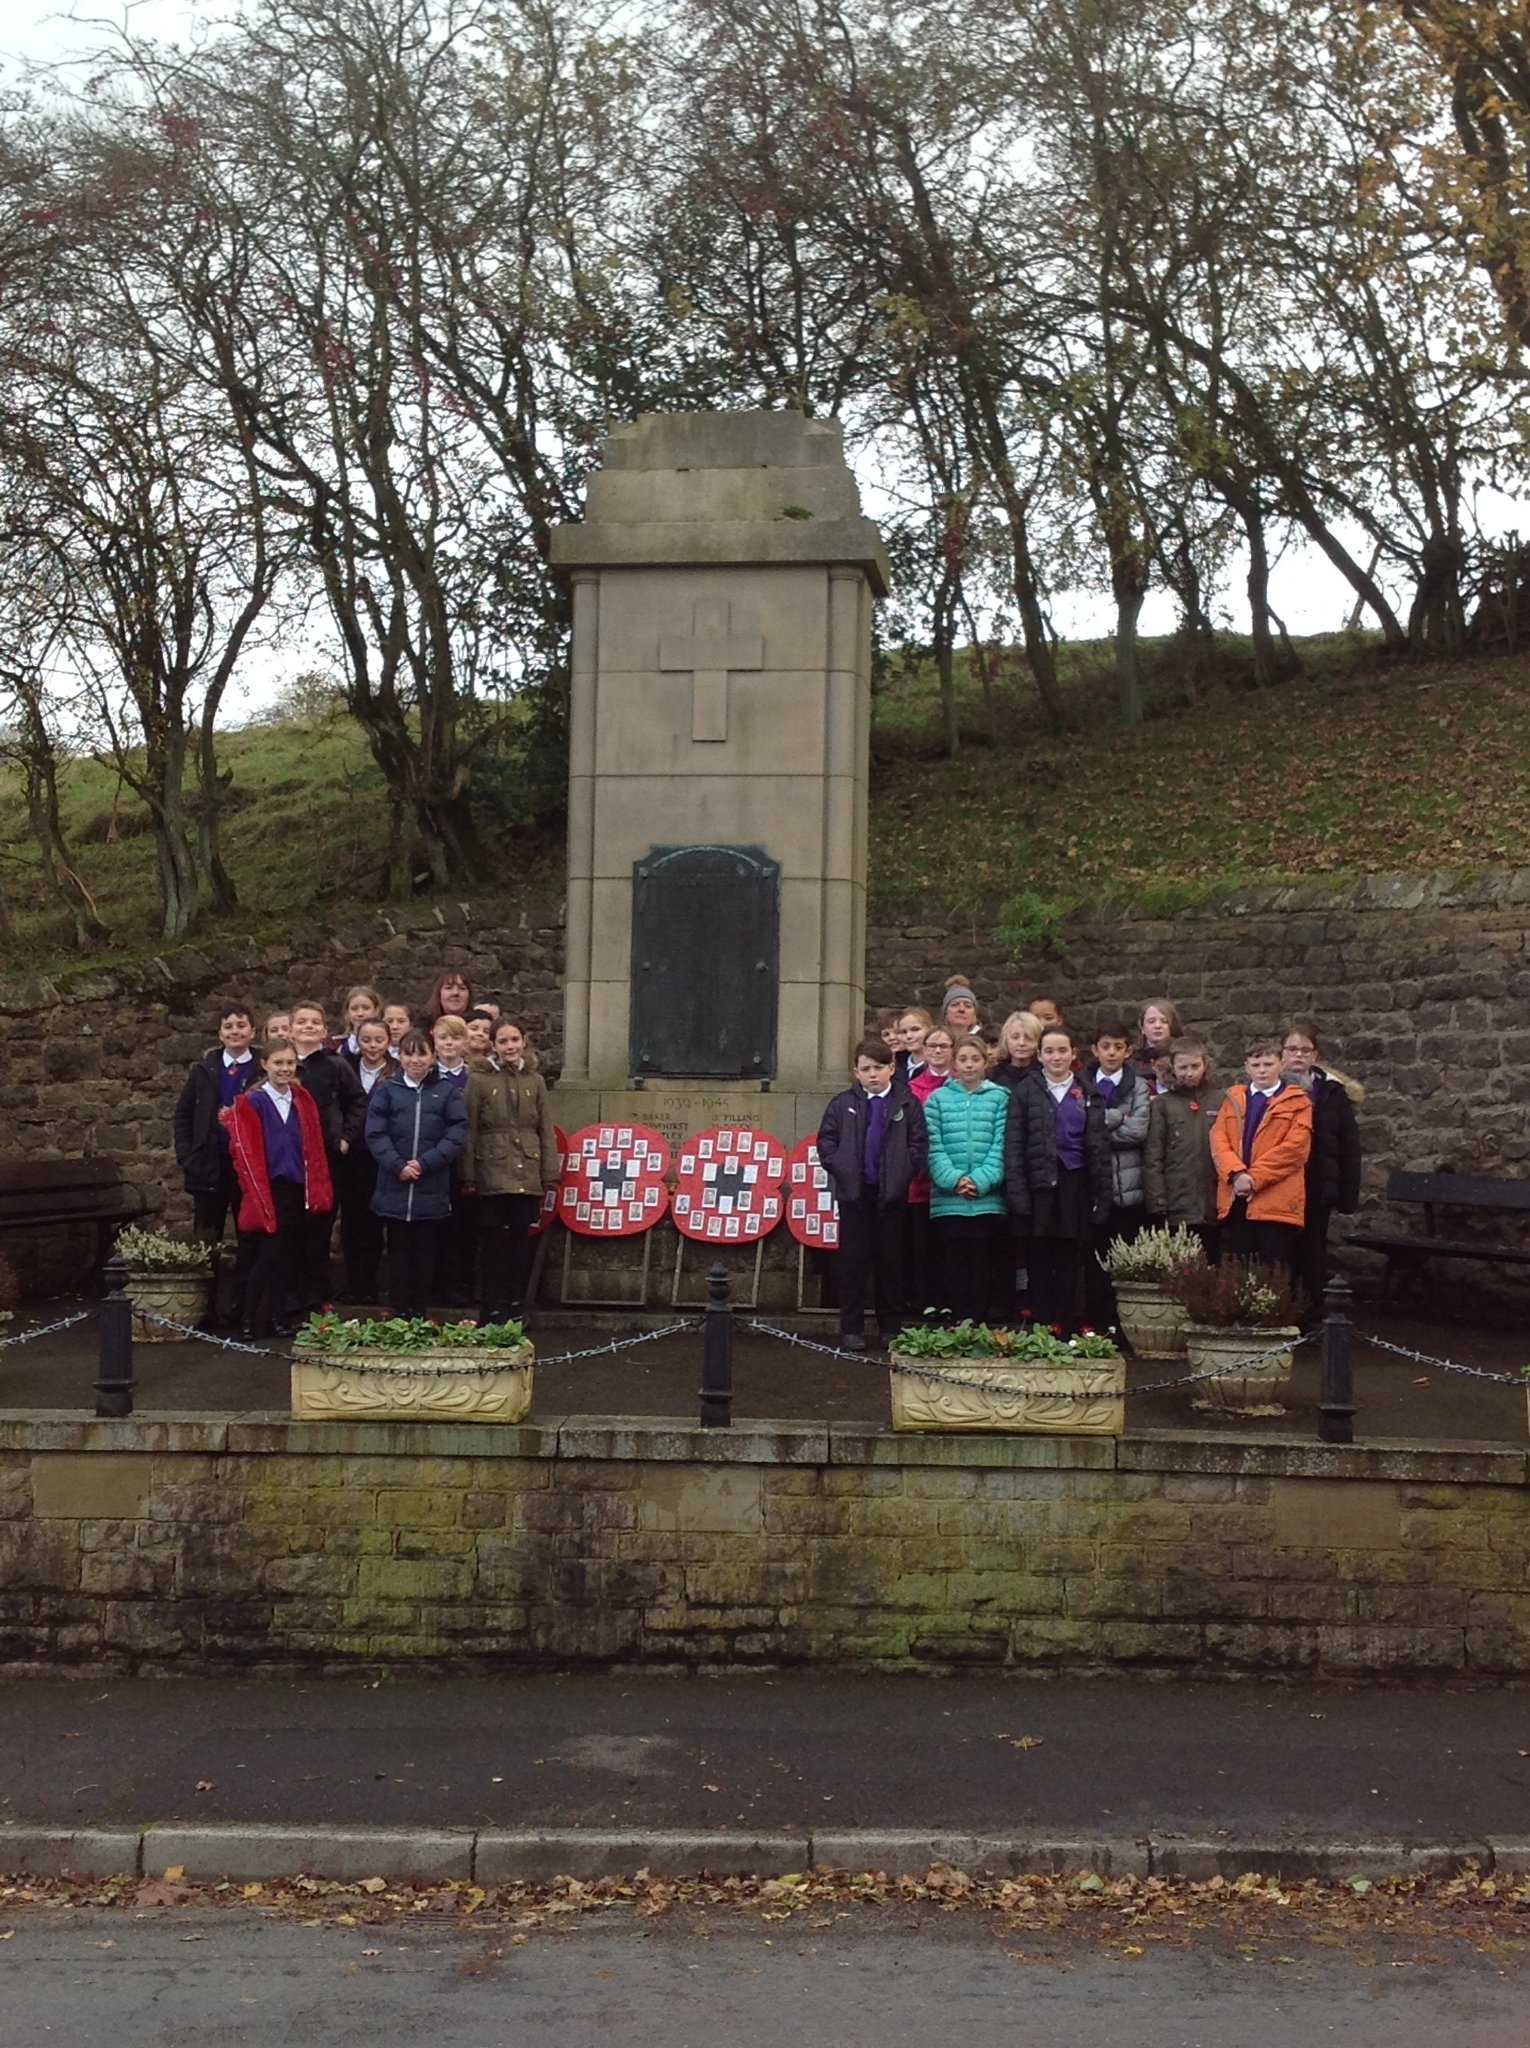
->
xmin=0 ymin=1309 xmax=96 ymax=1349
xmin=745 ymin=1319 xmax=1314 ymax=1397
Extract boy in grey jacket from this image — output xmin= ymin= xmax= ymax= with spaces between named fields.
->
xmin=1083 ymin=1019 xmax=1152 ymax=1334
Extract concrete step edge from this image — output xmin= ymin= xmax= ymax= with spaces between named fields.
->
xmin=0 ymin=1823 xmax=1516 ymax=1885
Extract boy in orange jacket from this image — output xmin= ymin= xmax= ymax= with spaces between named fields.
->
xmin=1209 ymin=1036 xmax=1312 ymax=1278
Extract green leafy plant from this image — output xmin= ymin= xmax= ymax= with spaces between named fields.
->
xmin=297 ymin=1311 xmax=527 ymax=1353
xmin=1099 ymin=1225 xmax=1208 ymax=1283
xmin=115 ymin=1225 xmax=212 ymax=1274
xmin=1165 ymin=1258 xmax=1301 ymax=1329
xmin=995 ymin=887 xmax=1073 ymax=964
xmin=890 ymin=1318 xmax=1119 ymax=1361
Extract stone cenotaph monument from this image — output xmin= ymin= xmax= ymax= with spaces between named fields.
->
xmin=550 ymin=410 xmax=889 ymax=1156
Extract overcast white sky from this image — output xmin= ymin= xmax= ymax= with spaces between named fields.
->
xmin=2 ymin=0 xmax=1488 ymax=664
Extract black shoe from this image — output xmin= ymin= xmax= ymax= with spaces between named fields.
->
xmin=839 ymin=1333 xmax=867 ymax=1353
xmin=271 ymin=1319 xmax=301 ymax=1338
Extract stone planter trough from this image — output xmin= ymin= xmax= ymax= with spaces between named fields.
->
xmin=888 ymin=1349 xmax=1125 ymax=1435
xmin=1185 ymin=1324 xmax=1300 ymax=1416
xmin=1112 ymin=1278 xmax=1187 ymax=1359
xmin=290 ymin=1343 xmax=535 ymax=1422
xmin=127 ymin=1270 xmax=212 ymax=1343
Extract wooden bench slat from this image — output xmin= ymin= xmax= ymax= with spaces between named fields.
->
xmin=0 ymin=1159 xmax=131 ymax=1194
xmin=1386 ymin=1171 xmax=1530 ymax=1212
xmin=0 ymin=1191 xmax=145 ymax=1225
xmin=1345 ymin=1231 xmax=1530 ymax=1265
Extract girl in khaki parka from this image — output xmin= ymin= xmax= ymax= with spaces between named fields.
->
xmin=461 ymin=1016 xmax=562 ymax=1321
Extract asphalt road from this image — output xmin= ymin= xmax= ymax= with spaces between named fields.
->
xmin=0 ymin=1908 xmax=1525 ymax=2047
xmin=2 ymin=1672 xmax=1529 ymax=1842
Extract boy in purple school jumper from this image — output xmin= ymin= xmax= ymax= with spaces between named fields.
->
xmin=818 ymin=1037 xmax=929 ymax=1352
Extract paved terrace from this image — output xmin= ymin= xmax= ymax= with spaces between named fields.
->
xmin=0 ymin=1295 xmax=1523 ymax=1445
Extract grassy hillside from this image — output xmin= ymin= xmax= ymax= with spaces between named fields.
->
xmin=3 ymin=637 xmax=1527 ymax=968
xmin=869 ymin=641 xmax=1530 ymax=922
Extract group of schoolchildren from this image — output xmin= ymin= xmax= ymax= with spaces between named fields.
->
xmin=171 ymin=963 xmax=1361 ymax=1350
xmin=172 ymin=971 xmax=559 ymax=1336
xmin=817 ymin=978 xmax=1362 ymax=1352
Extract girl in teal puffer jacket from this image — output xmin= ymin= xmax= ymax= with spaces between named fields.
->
xmin=924 ymin=1035 xmax=1011 ymax=1321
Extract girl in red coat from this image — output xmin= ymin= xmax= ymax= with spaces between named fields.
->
xmin=221 ymin=1039 xmax=334 ymax=1338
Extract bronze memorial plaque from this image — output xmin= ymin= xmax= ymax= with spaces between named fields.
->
xmin=629 ymin=844 xmax=779 ymax=1080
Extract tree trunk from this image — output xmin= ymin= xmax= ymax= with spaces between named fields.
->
xmin=1242 ymin=498 xmax=1282 ymax=688
xmin=1114 ymin=584 xmax=1145 ymax=727
xmin=11 ymin=685 xmax=110 ymax=947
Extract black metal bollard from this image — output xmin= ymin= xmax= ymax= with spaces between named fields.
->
xmin=1318 ymin=1273 xmax=1355 ymax=1444
xmin=95 ymin=1252 xmax=136 ymax=1419
xmin=700 ymin=1263 xmax=734 ymax=1429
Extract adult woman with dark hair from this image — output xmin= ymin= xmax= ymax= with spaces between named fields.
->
xmin=424 ymin=969 xmax=474 ymax=1026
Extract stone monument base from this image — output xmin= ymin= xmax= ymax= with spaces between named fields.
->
xmin=540 ymin=1078 xmax=840 ymax=1316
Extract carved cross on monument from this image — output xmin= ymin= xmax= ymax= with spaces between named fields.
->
xmin=659 ymin=598 xmax=764 ymax=742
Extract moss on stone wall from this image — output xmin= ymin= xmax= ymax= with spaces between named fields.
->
xmin=0 ymin=1417 xmax=1524 ymax=1677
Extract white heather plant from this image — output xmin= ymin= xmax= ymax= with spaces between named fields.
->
xmin=1098 ymin=1225 xmax=1207 ymax=1283
xmin=115 ymin=1225 xmax=212 ymax=1274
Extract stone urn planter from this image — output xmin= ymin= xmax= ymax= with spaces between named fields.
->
xmin=115 ymin=1226 xmax=214 ymax=1343
xmin=1184 ymin=1325 xmax=1300 ymax=1417
xmin=1112 ymin=1278 xmax=1187 ymax=1360
xmin=290 ymin=1313 xmax=534 ymax=1421
xmin=888 ymin=1328 xmax=1125 ymax=1436
xmin=125 ymin=1270 xmax=213 ymax=1343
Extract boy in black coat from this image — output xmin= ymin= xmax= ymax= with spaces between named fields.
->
xmin=172 ymin=1003 xmax=264 ymax=1326
xmin=818 ymin=1038 xmax=929 ymax=1352
xmin=1281 ymin=1025 xmax=1362 ymax=1322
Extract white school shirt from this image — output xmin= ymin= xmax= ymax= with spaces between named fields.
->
xmin=261 ymin=1082 xmax=294 ymax=1122
xmin=358 ymin=1061 xmax=389 ymax=1095
xmin=1046 ymin=1077 xmax=1074 ymax=1102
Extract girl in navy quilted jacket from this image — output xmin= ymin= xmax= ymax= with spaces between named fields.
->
xmin=366 ymin=1030 xmax=468 ymax=1317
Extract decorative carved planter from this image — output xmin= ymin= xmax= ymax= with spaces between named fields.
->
xmin=888 ymin=1351 xmax=1125 ymax=1436
xmin=1112 ymin=1279 xmax=1187 ymax=1359
xmin=127 ymin=1271 xmax=212 ymax=1343
xmin=290 ymin=1344 xmax=534 ymax=1422
xmin=1185 ymin=1325 xmax=1299 ymax=1417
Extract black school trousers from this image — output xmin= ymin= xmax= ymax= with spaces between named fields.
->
xmin=1221 ymin=1203 xmax=1300 ymax=1275
xmin=477 ymin=1193 xmax=543 ymax=1319
xmin=836 ymin=1195 xmax=908 ymax=1340
xmin=386 ymin=1218 xmax=441 ymax=1319
xmin=239 ymin=1177 xmax=306 ymax=1330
